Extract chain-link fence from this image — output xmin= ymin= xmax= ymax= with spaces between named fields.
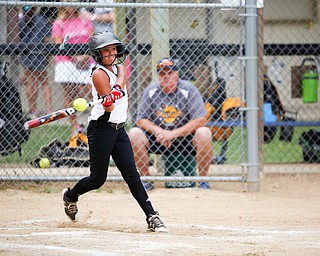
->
xmin=0 ymin=0 xmax=319 ymax=190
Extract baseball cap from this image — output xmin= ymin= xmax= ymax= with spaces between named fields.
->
xmin=156 ymin=57 xmax=179 ymax=72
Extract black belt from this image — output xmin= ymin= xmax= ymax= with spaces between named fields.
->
xmin=106 ymin=122 xmax=125 ymax=130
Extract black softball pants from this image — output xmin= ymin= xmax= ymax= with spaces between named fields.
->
xmin=68 ymin=120 xmax=155 ymax=216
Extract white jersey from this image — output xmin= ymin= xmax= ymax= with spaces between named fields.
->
xmin=88 ymin=64 xmax=128 ymax=123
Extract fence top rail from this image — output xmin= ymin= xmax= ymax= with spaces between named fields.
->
xmin=0 ymin=1 xmax=230 ymax=9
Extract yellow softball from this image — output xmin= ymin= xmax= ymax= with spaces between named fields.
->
xmin=39 ymin=158 xmax=50 ymax=168
xmin=73 ymin=98 xmax=88 ymax=112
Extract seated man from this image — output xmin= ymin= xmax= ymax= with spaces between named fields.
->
xmin=129 ymin=57 xmax=212 ymax=190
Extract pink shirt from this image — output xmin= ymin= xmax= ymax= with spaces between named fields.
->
xmin=52 ymin=17 xmax=94 ymax=63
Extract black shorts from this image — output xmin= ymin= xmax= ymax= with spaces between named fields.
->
xmin=146 ymin=132 xmax=196 ymax=156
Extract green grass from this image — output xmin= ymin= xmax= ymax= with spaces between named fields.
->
xmin=0 ymin=125 xmax=319 ymax=165
xmin=0 ymin=125 xmax=71 ymax=165
xmin=262 ymin=126 xmax=319 ymax=163
xmin=214 ymin=126 xmax=319 ymax=164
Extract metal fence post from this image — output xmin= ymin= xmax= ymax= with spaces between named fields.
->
xmin=245 ymin=0 xmax=260 ymax=192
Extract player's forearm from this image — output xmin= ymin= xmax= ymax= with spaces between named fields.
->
xmin=115 ymin=64 xmax=126 ymax=89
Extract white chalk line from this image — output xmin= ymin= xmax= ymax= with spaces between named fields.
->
xmin=0 ymin=242 xmax=119 ymax=256
xmin=1 ymin=219 xmax=320 ymax=254
xmin=0 ymin=226 xmax=187 ymax=255
xmin=2 ymin=219 xmax=320 ymax=238
xmin=0 ymin=219 xmax=182 ymax=254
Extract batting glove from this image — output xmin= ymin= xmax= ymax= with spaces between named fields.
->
xmin=102 ymin=95 xmax=114 ymax=107
xmin=111 ymin=84 xmax=125 ymax=101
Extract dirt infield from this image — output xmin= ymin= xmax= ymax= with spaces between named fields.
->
xmin=0 ymin=173 xmax=320 ymax=256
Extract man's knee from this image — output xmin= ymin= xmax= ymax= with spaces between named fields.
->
xmin=129 ymin=127 xmax=144 ymax=141
xmin=194 ymin=127 xmax=212 ymax=142
xmin=129 ymin=127 xmax=148 ymax=147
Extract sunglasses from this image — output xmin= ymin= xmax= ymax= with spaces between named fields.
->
xmin=156 ymin=58 xmax=177 ymax=71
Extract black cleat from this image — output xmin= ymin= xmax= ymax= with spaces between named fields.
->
xmin=61 ymin=188 xmax=79 ymax=222
xmin=146 ymin=212 xmax=168 ymax=233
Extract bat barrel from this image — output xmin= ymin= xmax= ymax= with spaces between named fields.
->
xmin=23 ymin=109 xmax=75 ymax=130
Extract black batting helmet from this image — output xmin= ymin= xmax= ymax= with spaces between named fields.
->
xmin=90 ymin=31 xmax=126 ymax=65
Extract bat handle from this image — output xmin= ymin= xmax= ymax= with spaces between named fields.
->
xmin=87 ymin=98 xmax=104 ymax=107
xmin=24 ymin=122 xmax=30 ymax=131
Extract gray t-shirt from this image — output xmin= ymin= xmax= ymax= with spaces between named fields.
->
xmin=137 ymin=79 xmax=207 ymax=130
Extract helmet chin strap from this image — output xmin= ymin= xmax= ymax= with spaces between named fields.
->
xmin=100 ymin=55 xmax=117 ymax=66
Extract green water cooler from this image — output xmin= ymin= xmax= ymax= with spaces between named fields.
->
xmin=163 ymin=153 xmax=196 ymax=188
xmin=302 ymin=70 xmax=318 ymax=103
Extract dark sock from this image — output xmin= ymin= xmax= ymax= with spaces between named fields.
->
xmin=128 ymin=180 xmax=156 ymax=216
xmin=65 ymin=188 xmax=79 ymax=202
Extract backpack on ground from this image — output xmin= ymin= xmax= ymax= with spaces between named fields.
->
xmin=31 ymin=131 xmax=90 ymax=168
xmin=299 ymin=129 xmax=320 ymax=163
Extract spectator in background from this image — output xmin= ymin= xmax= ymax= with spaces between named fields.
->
xmin=52 ymin=0 xmax=94 ymax=132
xmin=81 ymin=0 xmax=114 ymax=33
xmin=19 ymin=6 xmax=52 ymax=118
xmin=129 ymin=57 xmax=212 ymax=191
xmin=40 ymin=0 xmax=59 ymax=24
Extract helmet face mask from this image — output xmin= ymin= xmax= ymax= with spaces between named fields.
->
xmin=90 ymin=32 xmax=126 ymax=65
